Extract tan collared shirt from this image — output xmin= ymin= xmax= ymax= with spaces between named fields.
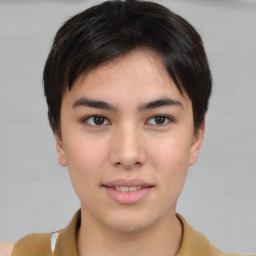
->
xmin=11 ymin=210 xmax=253 ymax=256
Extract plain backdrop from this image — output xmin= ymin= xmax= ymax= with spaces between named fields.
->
xmin=0 ymin=0 xmax=255 ymax=254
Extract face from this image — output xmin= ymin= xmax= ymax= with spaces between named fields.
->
xmin=56 ymin=49 xmax=204 ymax=233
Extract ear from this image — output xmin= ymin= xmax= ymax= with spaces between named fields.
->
xmin=50 ymin=122 xmax=68 ymax=167
xmin=55 ymin=133 xmax=68 ymax=167
xmin=189 ymin=119 xmax=205 ymax=166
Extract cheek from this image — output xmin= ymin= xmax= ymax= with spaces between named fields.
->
xmin=148 ymin=134 xmax=192 ymax=171
xmin=65 ymin=133 xmax=107 ymax=165
xmin=147 ymin=134 xmax=191 ymax=193
xmin=63 ymin=136 xmax=108 ymax=191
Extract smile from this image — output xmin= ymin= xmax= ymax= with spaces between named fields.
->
xmin=113 ymin=186 xmax=142 ymax=192
xmin=102 ymin=180 xmax=154 ymax=204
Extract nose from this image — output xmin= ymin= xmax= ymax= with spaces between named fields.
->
xmin=109 ymin=124 xmax=146 ymax=170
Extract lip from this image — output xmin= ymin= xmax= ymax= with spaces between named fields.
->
xmin=103 ymin=178 xmax=152 ymax=188
xmin=102 ymin=179 xmax=154 ymax=205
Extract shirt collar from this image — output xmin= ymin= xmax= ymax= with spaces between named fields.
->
xmin=54 ymin=210 xmax=218 ymax=256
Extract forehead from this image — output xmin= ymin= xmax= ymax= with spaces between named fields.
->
xmin=62 ymin=49 xmax=190 ymax=109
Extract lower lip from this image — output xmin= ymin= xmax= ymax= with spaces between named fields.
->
xmin=103 ymin=186 xmax=153 ymax=205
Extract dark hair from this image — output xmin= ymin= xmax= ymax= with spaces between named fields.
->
xmin=43 ymin=0 xmax=212 ymax=133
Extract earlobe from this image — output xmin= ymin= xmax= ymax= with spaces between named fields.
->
xmin=188 ymin=120 xmax=205 ymax=166
xmin=50 ymin=122 xmax=68 ymax=167
xmin=55 ymin=134 xmax=68 ymax=167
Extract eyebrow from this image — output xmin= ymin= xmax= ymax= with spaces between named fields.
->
xmin=72 ymin=98 xmax=116 ymax=110
xmin=138 ymin=97 xmax=183 ymax=111
xmin=72 ymin=97 xmax=183 ymax=111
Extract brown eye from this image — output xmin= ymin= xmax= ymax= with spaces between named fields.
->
xmin=154 ymin=116 xmax=166 ymax=124
xmin=93 ymin=116 xmax=105 ymax=125
xmin=85 ymin=115 xmax=109 ymax=126
xmin=147 ymin=115 xmax=172 ymax=126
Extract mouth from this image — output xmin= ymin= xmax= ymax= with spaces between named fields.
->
xmin=102 ymin=185 xmax=153 ymax=192
xmin=102 ymin=179 xmax=154 ymax=204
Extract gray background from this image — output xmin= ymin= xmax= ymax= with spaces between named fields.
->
xmin=0 ymin=0 xmax=255 ymax=254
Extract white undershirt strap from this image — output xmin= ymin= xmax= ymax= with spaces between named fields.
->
xmin=50 ymin=231 xmax=59 ymax=253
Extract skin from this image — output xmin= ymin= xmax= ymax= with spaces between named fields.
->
xmin=0 ymin=242 xmax=14 ymax=256
xmin=55 ymin=49 xmax=204 ymax=256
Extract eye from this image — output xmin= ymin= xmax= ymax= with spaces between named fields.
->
xmin=147 ymin=115 xmax=172 ymax=125
xmin=83 ymin=115 xmax=110 ymax=126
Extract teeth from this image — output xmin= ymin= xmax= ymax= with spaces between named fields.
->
xmin=115 ymin=186 xmax=142 ymax=192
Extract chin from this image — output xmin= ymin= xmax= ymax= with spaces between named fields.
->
xmin=102 ymin=209 xmax=160 ymax=233
xmin=109 ymin=220 xmax=150 ymax=233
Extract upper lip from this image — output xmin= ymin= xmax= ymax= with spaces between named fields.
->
xmin=103 ymin=179 xmax=153 ymax=188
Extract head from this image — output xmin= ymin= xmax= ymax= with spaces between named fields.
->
xmin=43 ymin=0 xmax=212 ymax=136
xmin=43 ymin=0 xmax=212 ymax=233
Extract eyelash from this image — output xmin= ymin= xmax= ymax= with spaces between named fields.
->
xmin=147 ymin=115 xmax=173 ymax=126
xmin=82 ymin=115 xmax=110 ymax=127
xmin=82 ymin=115 xmax=173 ymax=127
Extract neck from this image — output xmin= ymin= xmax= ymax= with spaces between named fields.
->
xmin=77 ymin=210 xmax=183 ymax=256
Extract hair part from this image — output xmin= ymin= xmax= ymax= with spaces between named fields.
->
xmin=43 ymin=0 xmax=212 ymax=134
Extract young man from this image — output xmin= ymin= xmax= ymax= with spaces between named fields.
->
xmin=10 ymin=0 xmax=252 ymax=255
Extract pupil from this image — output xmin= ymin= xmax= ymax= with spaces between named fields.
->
xmin=94 ymin=116 xmax=104 ymax=125
xmin=155 ymin=116 xmax=165 ymax=124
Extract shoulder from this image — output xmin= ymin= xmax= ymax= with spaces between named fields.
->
xmin=11 ymin=232 xmax=53 ymax=256
xmin=11 ymin=210 xmax=80 ymax=256
xmin=176 ymin=214 xmax=255 ymax=256
xmin=224 ymin=254 xmax=255 ymax=256
xmin=0 ymin=242 xmax=14 ymax=256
